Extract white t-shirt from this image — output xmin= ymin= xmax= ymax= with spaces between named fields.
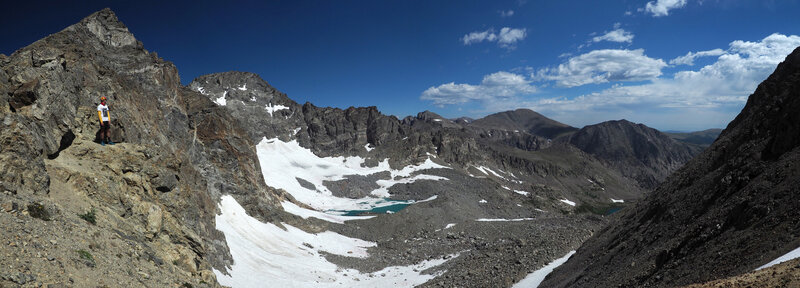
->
xmin=97 ymin=103 xmax=110 ymax=121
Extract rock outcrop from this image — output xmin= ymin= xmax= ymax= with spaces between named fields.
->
xmin=541 ymin=46 xmax=800 ymax=287
xmin=0 ymin=8 xmax=286 ymax=287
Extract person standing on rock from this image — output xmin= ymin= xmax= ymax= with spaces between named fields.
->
xmin=97 ymin=96 xmax=114 ymax=146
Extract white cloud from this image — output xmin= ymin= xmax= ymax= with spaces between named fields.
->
xmin=534 ymin=49 xmax=667 ymax=87
xmin=462 ymin=30 xmax=497 ymax=45
xmin=642 ymin=0 xmax=688 ymax=17
xmin=525 ymin=33 xmax=800 ymax=128
xmin=498 ymin=27 xmax=527 ymax=47
xmin=670 ymin=49 xmax=725 ymax=65
xmin=420 ymin=71 xmax=536 ymax=105
xmin=500 ymin=10 xmax=515 ymax=17
xmin=592 ymin=29 xmax=635 ymax=43
xmin=461 ymin=27 xmax=526 ymax=48
xmin=430 ymin=33 xmax=800 ymax=131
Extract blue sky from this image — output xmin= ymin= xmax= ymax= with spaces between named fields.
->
xmin=2 ymin=1 xmax=799 ymax=131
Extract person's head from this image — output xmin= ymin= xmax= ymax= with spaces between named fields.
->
xmin=100 ymin=96 xmax=106 ymax=104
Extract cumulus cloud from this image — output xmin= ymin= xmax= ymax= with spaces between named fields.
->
xmin=526 ymin=33 xmax=800 ymax=126
xmin=499 ymin=10 xmax=514 ymax=17
xmin=642 ymin=0 xmax=688 ymax=17
xmin=592 ymin=28 xmax=635 ymax=43
xmin=429 ymin=33 xmax=800 ymax=130
xmin=462 ymin=30 xmax=497 ymax=45
xmin=669 ymin=49 xmax=725 ymax=65
xmin=497 ymin=28 xmax=527 ymax=47
xmin=534 ymin=49 xmax=667 ymax=87
xmin=420 ymin=71 xmax=536 ymax=105
xmin=462 ymin=27 xmax=526 ymax=48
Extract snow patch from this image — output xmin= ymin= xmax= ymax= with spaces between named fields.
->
xmin=513 ymin=190 xmax=530 ymax=196
xmin=512 ymin=251 xmax=576 ymax=288
xmin=476 ymin=218 xmax=534 ymax=222
xmin=432 ymin=119 xmax=442 ymax=122
xmin=282 ymin=201 xmax=374 ymax=224
xmin=756 ymin=246 xmax=800 ymax=271
xmin=265 ymin=103 xmax=289 ymax=117
xmin=237 ymin=83 xmax=247 ymax=91
xmin=214 ymin=91 xmax=228 ymax=106
xmin=256 ymin=138 xmax=448 ymax=222
xmin=475 ymin=166 xmax=507 ymax=180
xmin=196 ymin=86 xmax=207 ymax=95
xmin=479 ymin=199 xmax=488 ymax=204
xmin=293 ymin=127 xmax=302 ymax=135
xmin=610 ymin=198 xmax=624 ymax=203
xmin=560 ymin=199 xmax=576 ymax=206
xmin=364 ymin=143 xmax=374 ymax=152
xmin=444 ymin=223 xmax=456 ymax=229
xmin=371 ymin=175 xmax=448 ymax=197
xmin=214 ymin=195 xmax=456 ymax=287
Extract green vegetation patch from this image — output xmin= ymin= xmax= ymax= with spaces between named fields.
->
xmin=78 ymin=208 xmax=97 ymax=225
xmin=76 ymin=249 xmax=96 ymax=267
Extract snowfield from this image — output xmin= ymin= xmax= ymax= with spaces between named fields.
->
xmin=560 ymin=199 xmax=576 ymax=206
xmin=256 ymin=138 xmax=449 ymax=222
xmin=476 ymin=218 xmax=534 ymax=222
xmin=214 ymin=91 xmax=228 ymax=106
xmin=756 ymin=246 xmax=800 ymax=270
xmin=214 ymin=195 xmax=457 ymax=287
xmin=512 ymin=250 xmax=576 ymax=288
xmin=264 ymin=103 xmax=289 ymax=116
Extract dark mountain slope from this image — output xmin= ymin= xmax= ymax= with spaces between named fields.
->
xmin=566 ymin=119 xmax=703 ymax=189
xmin=469 ymin=108 xmax=578 ymax=139
xmin=541 ymin=46 xmax=800 ymax=287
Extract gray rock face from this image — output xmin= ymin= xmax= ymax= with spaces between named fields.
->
xmin=0 ymin=8 xmax=285 ymax=282
xmin=542 ymin=46 xmax=800 ymax=288
xmin=189 ymin=71 xmax=305 ymax=143
xmin=565 ymin=119 xmax=703 ymax=189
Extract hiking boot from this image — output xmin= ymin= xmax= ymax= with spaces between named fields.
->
xmin=101 ymin=141 xmax=106 ymax=146
xmin=108 ymin=141 xmax=115 ymax=145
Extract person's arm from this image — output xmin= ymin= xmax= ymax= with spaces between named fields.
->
xmin=98 ymin=110 xmax=103 ymax=124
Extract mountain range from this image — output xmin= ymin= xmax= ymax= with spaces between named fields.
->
xmin=2 ymin=8 xmax=794 ymax=288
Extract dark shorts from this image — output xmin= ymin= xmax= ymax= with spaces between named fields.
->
xmin=101 ymin=121 xmax=110 ymax=130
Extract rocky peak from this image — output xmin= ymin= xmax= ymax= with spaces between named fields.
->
xmin=565 ymin=119 xmax=702 ymax=189
xmin=469 ymin=108 xmax=577 ymax=139
xmin=189 ymin=71 xmax=304 ymax=142
xmin=416 ymin=110 xmax=445 ymax=121
xmin=0 ymin=8 xmax=286 ymax=286
xmin=79 ymin=8 xmax=139 ymax=48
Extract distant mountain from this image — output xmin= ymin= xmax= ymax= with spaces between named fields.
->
xmin=542 ymin=46 xmax=800 ymax=287
xmin=564 ymin=120 xmax=703 ymax=189
xmin=451 ymin=116 xmax=474 ymax=124
xmin=666 ymin=128 xmax=723 ymax=147
xmin=469 ymin=108 xmax=578 ymax=139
